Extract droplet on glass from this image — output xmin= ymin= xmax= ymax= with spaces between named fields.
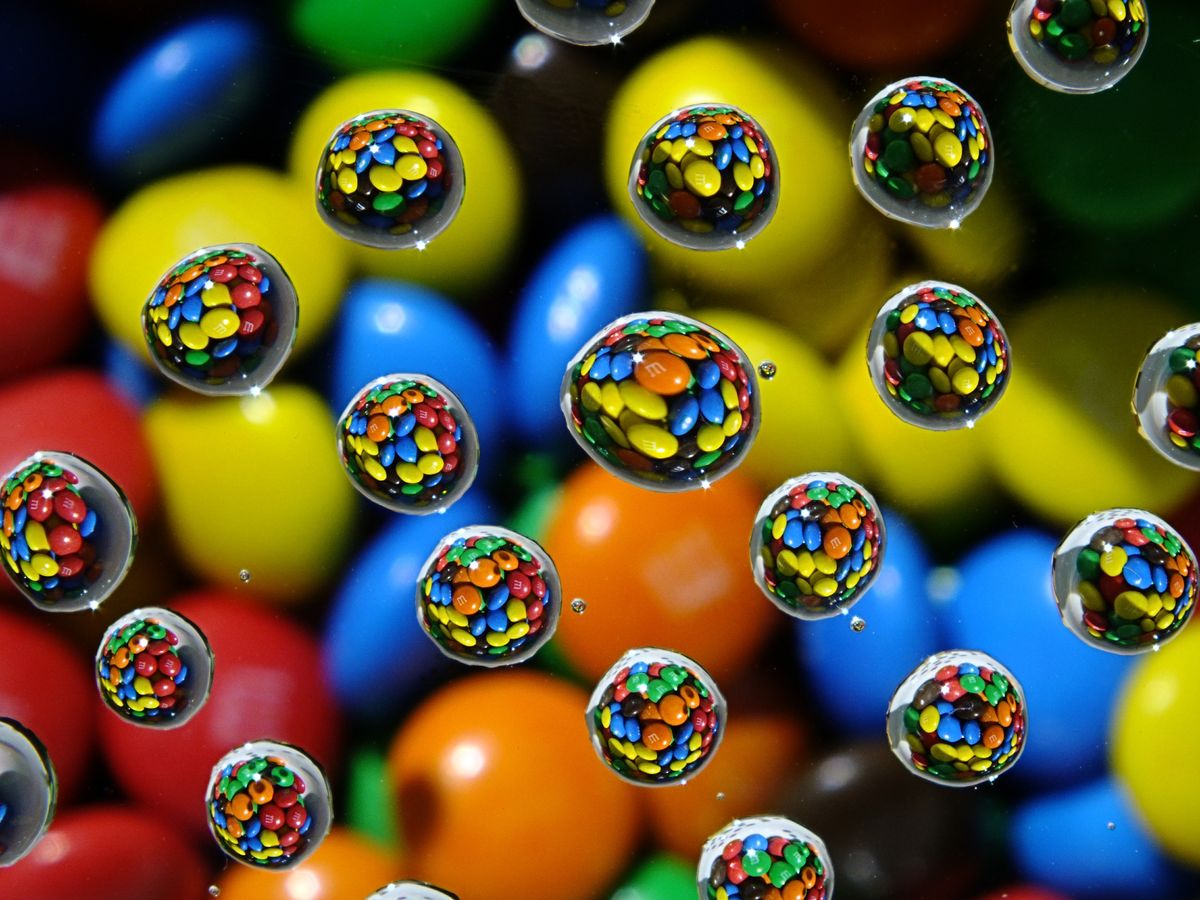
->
xmin=699 ymin=816 xmax=834 ymax=900
xmin=0 ymin=718 xmax=57 ymax=868
xmin=514 ymin=0 xmax=654 ymax=47
xmin=758 ymin=360 xmax=777 ymax=380
xmin=367 ymin=881 xmax=460 ymax=900
xmin=571 ymin=598 xmax=587 ymax=614
xmin=1132 ymin=322 xmax=1200 ymax=471
xmin=238 ymin=569 xmax=251 ymax=583
xmin=851 ymin=615 xmax=867 ymax=632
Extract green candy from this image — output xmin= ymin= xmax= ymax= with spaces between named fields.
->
xmin=784 ymin=842 xmax=809 ymax=870
xmin=1060 ymin=0 xmax=1093 ymax=29
xmin=611 ymin=854 xmax=696 ymax=900
xmin=646 ymin=678 xmax=671 ymax=702
xmin=959 ymin=673 xmax=985 ymax=693
xmin=661 ymin=666 xmax=687 ymax=688
xmin=769 ymin=861 xmax=797 ymax=888
xmin=741 ymin=849 xmax=771 ymax=877
xmin=1077 ymin=548 xmax=1101 ymax=579
xmin=904 ymin=372 xmax=933 ymax=400
xmin=883 ymin=138 xmax=915 ymax=174
xmin=693 ymin=450 xmax=723 ymax=468
xmin=625 ymin=672 xmax=650 ymax=692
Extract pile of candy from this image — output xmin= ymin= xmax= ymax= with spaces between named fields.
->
xmin=629 ymin=105 xmax=777 ymax=250
xmin=701 ymin=825 xmax=830 ymax=900
xmin=417 ymin=527 xmax=559 ymax=665
xmin=752 ymin=474 xmax=885 ymax=619
xmin=1133 ymin=326 xmax=1200 ymax=469
xmin=562 ymin=313 xmax=759 ymax=490
xmin=1025 ymin=0 xmax=1146 ymax=66
xmin=0 ymin=718 xmax=56 ymax=868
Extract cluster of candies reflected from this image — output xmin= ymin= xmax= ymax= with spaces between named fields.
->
xmin=629 ymin=105 xmax=777 ymax=250
xmin=853 ymin=78 xmax=992 ymax=229
xmin=699 ymin=817 xmax=832 ymax=900
xmin=337 ymin=374 xmax=478 ymax=514
xmin=1053 ymin=509 xmax=1197 ymax=653
xmin=0 ymin=719 xmax=56 ymax=868
xmin=751 ymin=473 xmax=885 ymax=620
xmin=888 ymin=651 xmax=1026 ymax=787
xmin=562 ymin=313 xmax=759 ymax=491
xmin=417 ymin=526 xmax=560 ymax=665
xmin=316 ymin=109 xmax=463 ymax=250
xmin=586 ymin=649 xmax=723 ymax=785
xmin=368 ymin=882 xmax=459 ymax=900
xmin=1009 ymin=0 xmax=1147 ymax=93
xmin=868 ymin=281 xmax=1010 ymax=430
xmin=514 ymin=0 xmax=655 ymax=46
xmin=141 ymin=244 xmax=297 ymax=394
xmin=1133 ymin=324 xmax=1200 ymax=471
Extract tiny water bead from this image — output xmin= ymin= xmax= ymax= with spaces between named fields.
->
xmin=1132 ymin=323 xmax=1200 ymax=471
xmin=95 ymin=607 xmax=214 ymax=728
xmin=1052 ymin=509 xmax=1197 ymax=653
xmin=1008 ymin=0 xmax=1148 ymax=95
xmin=141 ymin=243 xmax=298 ymax=395
xmin=851 ymin=77 xmax=993 ymax=229
xmin=368 ymin=882 xmax=460 ymax=900
xmin=887 ymin=650 xmax=1027 ymax=787
xmin=514 ymin=0 xmax=654 ymax=47
xmin=867 ymin=281 xmax=1010 ymax=430
xmin=206 ymin=740 xmax=331 ymax=869
xmin=315 ymin=109 xmax=465 ymax=251
xmin=336 ymin=374 xmax=479 ymax=515
xmin=416 ymin=526 xmax=561 ymax=666
xmin=0 ymin=452 xmax=136 ymax=613
xmin=750 ymin=472 xmax=886 ymax=621
xmin=757 ymin=361 xmax=777 ymax=381
xmin=586 ymin=648 xmax=725 ymax=786
xmin=561 ymin=312 xmax=760 ymax=491
xmin=851 ymin=616 xmax=867 ymax=632
xmin=238 ymin=569 xmax=251 ymax=582
xmin=698 ymin=816 xmax=833 ymax=900
xmin=0 ymin=718 xmax=57 ymax=868
xmin=571 ymin=598 xmax=588 ymax=614
xmin=628 ymin=105 xmax=777 ymax=251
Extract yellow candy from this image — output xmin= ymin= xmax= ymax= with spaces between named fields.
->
xmin=919 ymin=705 xmax=940 ymax=733
xmin=29 ymin=553 xmax=58 ymax=578
xmin=933 ymin=110 xmax=956 ymax=132
xmin=634 ymin=743 xmax=656 ymax=761
xmin=156 ymin=323 xmax=173 ymax=347
xmin=910 ymin=132 xmax=933 ymax=163
xmin=733 ymin=162 xmax=754 ymax=192
xmin=23 ymin=521 xmax=48 ymax=552
xmin=618 ymin=381 xmax=667 ymax=420
xmin=202 ymin=282 xmax=232 ymax=308
xmin=638 ymin=762 xmax=662 ymax=775
xmin=723 ymin=409 xmax=742 ymax=436
xmin=506 ymin=622 xmax=530 ymax=640
xmin=451 ymin=628 xmax=476 ymax=647
xmin=686 ymin=137 xmax=713 ymax=157
xmin=627 ymin=424 xmax=678 ymax=459
xmin=888 ymin=108 xmax=915 ymax=132
xmin=414 ymin=426 xmax=439 ymax=453
xmin=506 ymin=600 xmax=527 ymax=622
xmin=749 ymin=155 xmax=765 ymax=180
xmin=179 ymin=322 xmax=209 ymax=351
xmin=446 ymin=608 xmax=468 ymax=628
xmin=771 ymin=514 xmax=787 ymax=541
xmin=904 ymin=332 xmax=934 ymax=365
xmin=1167 ymin=374 xmax=1197 ymax=409
xmin=665 ymin=162 xmax=683 ymax=191
xmin=336 ymin=167 xmax=358 ymax=195
xmin=133 ymin=676 xmax=154 ymax=696
xmin=1155 ymin=612 xmax=1175 ymax=631
xmin=813 ymin=578 xmax=838 ymax=597
xmin=934 ymin=132 xmax=963 ymax=168
xmin=720 ymin=378 xmax=738 ymax=409
xmin=486 ymin=632 xmax=509 ymax=648
xmin=417 ymin=454 xmax=444 ymax=475
xmin=200 ymin=309 xmax=240 ymax=340
xmin=950 ymin=335 xmax=977 ymax=363
xmin=1100 ymin=547 xmax=1128 ymax=577
xmin=1079 ymin=581 xmax=1106 ymax=612
xmin=952 ymin=366 xmax=980 ymax=396
xmin=930 ymin=743 xmax=957 ymax=762
xmin=683 ymin=159 xmax=721 ymax=197
xmin=1108 ymin=0 xmax=1126 ymax=20
xmin=601 ymin=381 xmax=625 ymax=418
xmin=652 ymin=141 xmax=672 ymax=164
xmin=813 ymin=551 xmax=836 ymax=575
xmin=369 ymin=164 xmax=402 ymax=192
xmin=396 ymin=153 xmax=428 ymax=181
xmin=397 ymin=462 xmax=423 ymax=484
xmin=600 ymin=415 xmax=631 ymax=449
xmin=795 ymin=551 xmax=815 ymax=579
xmin=362 ymin=457 xmax=387 ymax=481
xmin=1114 ymin=590 xmax=1149 ymax=620
xmin=580 ymin=381 xmax=602 ymax=412
xmin=930 ymin=334 xmax=954 ymax=368
xmin=912 ymin=108 xmax=935 ymax=133
xmin=775 ymin=549 xmax=799 ymax=576
xmin=697 ymin=423 xmax=725 ymax=453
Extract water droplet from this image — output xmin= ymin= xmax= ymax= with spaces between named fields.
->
xmin=238 ymin=569 xmax=251 ymax=583
xmin=208 ymin=887 xmax=221 ymax=897
xmin=571 ymin=598 xmax=587 ymax=614
xmin=758 ymin=360 xmax=777 ymax=380
xmin=1107 ymin=822 xmax=1116 ymax=831
xmin=716 ymin=791 xmax=726 ymax=801
xmin=850 ymin=616 xmax=866 ymax=633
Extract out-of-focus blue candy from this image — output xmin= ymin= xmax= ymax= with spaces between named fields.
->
xmin=329 ymin=280 xmax=504 ymax=457
xmin=939 ymin=530 xmax=1133 ymax=786
xmin=322 ymin=491 xmax=499 ymax=718
xmin=505 ymin=216 xmax=645 ymax=445
xmin=794 ymin=510 xmax=936 ymax=736
xmin=103 ymin=340 xmax=161 ymax=409
xmin=1011 ymin=777 xmax=1183 ymax=897
xmin=91 ymin=17 xmax=265 ymax=177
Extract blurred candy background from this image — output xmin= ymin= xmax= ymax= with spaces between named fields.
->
xmin=2 ymin=1 xmax=1200 ymax=897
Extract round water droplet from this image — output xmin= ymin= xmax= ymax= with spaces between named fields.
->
xmin=141 ymin=243 xmax=298 ymax=396
xmin=238 ymin=569 xmax=251 ymax=583
xmin=336 ymin=373 xmax=479 ymax=515
xmin=867 ymin=280 xmax=1011 ymax=430
xmin=851 ymin=76 xmax=993 ymax=229
xmin=1133 ymin=322 xmax=1200 ymax=470
xmin=367 ymin=881 xmax=460 ymax=900
xmin=315 ymin=109 xmax=465 ymax=251
xmin=887 ymin=649 xmax=1027 ymax=787
xmin=851 ymin=615 xmax=867 ymax=632
xmin=0 ymin=718 xmax=57 ymax=868
xmin=571 ymin=598 xmax=587 ymax=614
xmin=206 ymin=739 xmax=332 ymax=869
xmin=96 ymin=607 xmax=214 ymax=729
xmin=1008 ymin=0 xmax=1148 ymax=95
xmin=628 ymin=104 xmax=778 ymax=251
xmin=750 ymin=472 xmax=886 ymax=620
xmin=585 ymin=647 xmax=725 ymax=786
xmin=1052 ymin=508 xmax=1197 ymax=654
xmin=715 ymin=791 xmax=725 ymax=801
xmin=208 ymin=887 xmax=221 ymax=897
xmin=416 ymin=525 xmax=561 ymax=667
xmin=757 ymin=360 xmax=777 ymax=380
xmin=514 ymin=0 xmax=654 ymax=46
xmin=1107 ymin=821 xmax=1117 ymax=830
xmin=561 ymin=312 xmax=761 ymax=492
xmin=698 ymin=816 xmax=833 ymax=900
xmin=0 ymin=451 xmax=137 ymax=613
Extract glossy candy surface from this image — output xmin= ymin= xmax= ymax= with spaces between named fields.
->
xmin=1133 ymin=322 xmax=1200 ymax=470
xmin=0 ymin=719 xmax=56 ymax=868
xmin=515 ymin=0 xmax=655 ymax=46
xmin=697 ymin=816 xmax=832 ymax=900
xmin=1008 ymin=0 xmax=1148 ymax=94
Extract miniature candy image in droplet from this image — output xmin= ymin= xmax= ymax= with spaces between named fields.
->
xmin=561 ymin=312 xmax=761 ymax=491
xmin=851 ymin=77 xmax=993 ymax=229
xmin=867 ymin=281 xmax=1010 ymax=430
xmin=206 ymin=739 xmax=331 ymax=869
xmin=750 ymin=472 xmax=886 ymax=621
xmin=368 ymin=881 xmax=460 ymax=900
xmin=628 ymin=105 xmax=778 ymax=251
xmin=0 ymin=451 xmax=137 ymax=613
xmin=336 ymin=374 xmax=479 ymax=515
xmin=1052 ymin=508 xmax=1197 ymax=653
xmin=586 ymin=648 xmax=725 ymax=786
xmin=0 ymin=718 xmax=57 ymax=868
xmin=698 ymin=816 xmax=833 ymax=900
xmin=1132 ymin=323 xmax=1200 ymax=471
xmin=887 ymin=650 xmax=1027 ymax=787
xmin=416 ymin=526 xmax=561 ymax=666
xmin=95 ymin=607 xmax=214 ymax=728
xmin=141 ymin=243 xmax=298 ymax=396
xmin=315 ymin=109 xmax=465 ymax=251
xmin=514 ymin=0 xmax=654 ymax=46
xmin=1008 ymin=0 xmax=1148 ymax=95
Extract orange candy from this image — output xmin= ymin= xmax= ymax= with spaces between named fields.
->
xmin=468 ymin=558 xmax=500 ymax=587
xmin=659 ymin=694 xmax=688 ymax=726
xmin=642 ymin=722 xmax=673 ymax=751
xmin=823 ymin=525 xmax=853 ymax=560
xmin=783 ymin=882 xmax=807 ymax=900
xmin=633 ymin=351 xmax=692 ymax=395
xmin=663 ymin=333 xmax=707 ymax=359
xmin=452 ymin=584 xmax=483 ymax=615
xmin=367 ymin=415 xmax=391 ymax=443
xmin=227 ymin=793 xmax=254 ymax=821
xmin=983 ymin=725 xmax=1004 ymax=749
xmin=493 ymin=549 xmax=519 ymax=571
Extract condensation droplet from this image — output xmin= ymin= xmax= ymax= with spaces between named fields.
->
xmin=571 ymin=598 xmax=587 ymax=614
xmin=208 ymin=887 xmax=221 ymax=897
xmin=850 ymin=616 xmax=866 ymax=632
xmin=238 ymin=569 xmax=251 ymax=583
xmin=758 ymin=360 xmax=777 ymax=380
xmin=716 ymin=791 xmax=726 ymax=801
xmin=1107 ymin=822 xmax=1116 ymax=831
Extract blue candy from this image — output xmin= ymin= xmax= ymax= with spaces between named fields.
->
xmin=695 ymin=360 xmax=721 ymax=390
xmin=699 ymin=389 xmax=725 ymax=424
xmin=1122 ymin=556 xmax=1152 ymax=589
xmin=742 ymin=834 xmax=768 ymax=852
xmin=937 ymin=716 xmax=963 ymax=743
xmin=782 ymin=520 xmax=805 ymax=549
xmin=669 ymin=396 xmax=699 ymax=436
xmin=803 ymin=522 xmax=822 ymax=552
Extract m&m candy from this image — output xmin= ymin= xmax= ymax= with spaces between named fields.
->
xmin=585 ymin=648 xmax=725 ymax=786
xmin=368 ymin=882 xmax=459 ymax=900
xmin=336 ymin=374 xmax=479 ymax=515
xmin=0 ymin=719 xmax=56 ymax=868
xmin=698 ymin=816 xmax=833 ymax=900
xmin=141 ymin=244 xmax=298 ymax=395
xmin=1132 ymin=323 xmax=1200 ymax=470
xmin=851 ymin=77 xmax=993 ymax=229
xmin=1052 ymin=509 xmax=1197 ymax=653
xmin=95 ymin=608 xmax=214 ymax=729
xmin=628 ymin=104 xmax=778 ymax=250
xmin=0 ymin=452 xmax=136 ymax=613
xmin=751 ymin=472 xmax=886 ymax=620
xmin=1008 ymin=0 xmax=1148 ymax=94
xmin=867 ymin=281 xmax=1010 ymax=430
xmin=514 ymin=0 xmax=655 ymax=46
xmin=887 ymin=650 xmax=1027 ymax=787
xmin=206 ymin=740 xmax=331 ymax=869
xmin=562 ymin=312 xmax=760 ymax=491
xmin=416 ymin=526 xmax=561 ymax=666
xmin=315 ymin=109 xmax=464 ymax=251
